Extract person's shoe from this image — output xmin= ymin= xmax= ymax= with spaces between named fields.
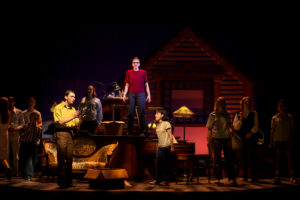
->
xmin=25 ymin=176 xmax=32 ymax=181
xmin=242 ymin=178 xmax=248 ymax=182
xmin=227 ymin=179 xmax=237 ymax=186
xmin=124 ymin=180 xmax=132 ymax=187
xmin=58 ymin=185 xmax=67 ymax=189
xmin=161 ymin=181 xmax=169 ymax=186
xmin=290 ymin=178 xmax=298 ymax=184
xmin=66 ymin=184 xmax=75 ymax=188
xmin=210 ymin=179 xmax=221 ymax=185
xmin=149 ymin=180 xmax=160 ymax=185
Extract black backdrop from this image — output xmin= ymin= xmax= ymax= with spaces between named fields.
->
xmin=1 ymin=24 xmax=299 ymax=163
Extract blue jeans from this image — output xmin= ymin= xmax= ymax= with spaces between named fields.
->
xmin=128 ymin=92 xmax=146 ymax=134
xmin=19 ymin=142 xmax=36 ymax=178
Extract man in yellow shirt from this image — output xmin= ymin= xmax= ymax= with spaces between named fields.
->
xmin=53 ymin=90 xmax=80 ymax=189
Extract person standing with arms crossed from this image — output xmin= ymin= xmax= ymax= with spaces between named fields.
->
xmin=8 ymin=96 xmax=24 ymax=177
xmin=206 ymin=97 xmax=236 ymax=185
xmin=122 ymin=57 xmax=151 ymax=135
xmin=53 ymin=90 xmax=80 ymax=188
xmin=233 ymin=97 xmax=259 ymax=182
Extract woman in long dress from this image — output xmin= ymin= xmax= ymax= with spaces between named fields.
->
xmin=0 ymin=97 xmax=11 ymax=178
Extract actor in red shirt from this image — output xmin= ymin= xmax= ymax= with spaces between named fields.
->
xmin=123 ymin=57 xmax=151 ymax=135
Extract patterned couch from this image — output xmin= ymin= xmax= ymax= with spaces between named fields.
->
xmin=41 ymin=136 xmax=118 ymax=179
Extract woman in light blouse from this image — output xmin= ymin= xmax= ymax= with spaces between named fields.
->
xmin=207 ymin=97 xmax=236 ymax=185
xmin=150 ymin=109 xmax=174 ymax=186
xmin=233 ymin=97 xmax=259 ymax=182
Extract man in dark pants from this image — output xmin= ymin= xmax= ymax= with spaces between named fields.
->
xmin=53 ymin=90 xmax=80 ymax=188
xmin=122 ymin=57 xmax=151 ymax=135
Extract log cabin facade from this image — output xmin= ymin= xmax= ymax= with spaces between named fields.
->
xmin=143 ymin=27 xmax=254 ymax=124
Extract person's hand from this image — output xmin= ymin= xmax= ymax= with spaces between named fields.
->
xmin=122 ymin=96 xmax=127 ymax=103
xmin=146 ymin=95 xmax=151 ymax=103
xmin=246 ymin=132 xmax=253 ymax=139
xmin=171 ymin=145 xmax=175 ymax=153
xmin=239 ymin=112 xmax=243 ymax=120
xmin=36 ymin=139 xmax=40 ymax=146
xmin=73 ymin=110 xmax=79 ymax=118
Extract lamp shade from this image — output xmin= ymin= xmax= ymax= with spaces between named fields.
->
xmin=173 ymin=105 xmax=195 ymax=118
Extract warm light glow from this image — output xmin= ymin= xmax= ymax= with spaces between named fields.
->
xmin=173 ymin=105 xmax=195 ymax=118
xmin=148 ymin=123 xmax=157 ymax=129
xmin=152 ymin=123 xmax=156 ymax=129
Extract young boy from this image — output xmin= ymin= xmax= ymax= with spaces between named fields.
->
xmin=19 ymin=112 xmax=41 ymax=181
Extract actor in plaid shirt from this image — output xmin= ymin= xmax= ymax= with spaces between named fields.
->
xmin=19 ymin=112 xmax=42 ymax=181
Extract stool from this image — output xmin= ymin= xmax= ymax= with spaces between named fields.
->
xmin=176 ymin=154 xmax=201 ymax=184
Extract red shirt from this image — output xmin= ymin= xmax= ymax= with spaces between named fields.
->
xmin=125 ymin=69 xmax=148 ymax=93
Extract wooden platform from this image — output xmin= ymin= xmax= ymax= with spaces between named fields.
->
xmin=1 ymin=176 xmax=299 ymax=199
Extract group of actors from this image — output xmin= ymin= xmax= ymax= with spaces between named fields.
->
xmin=0 ymin=57 xmax=298 ymax=189
xmin=0 ymin=96 xmax=42 ymax=181
xmin=0 ymin=56 xmax=151 ymax=188
xmin=206 ymin=96 xmax=297 ymax=185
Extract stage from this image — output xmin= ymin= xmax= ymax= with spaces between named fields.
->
xmin=1 ymin=176 xmax=299 ymax=199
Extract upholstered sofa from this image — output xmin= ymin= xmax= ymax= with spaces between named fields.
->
xmin=41 ymin=137 xmax=118 ymax=179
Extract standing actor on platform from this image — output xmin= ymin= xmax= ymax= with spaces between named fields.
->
xmin=53 ymin=90 xmax=80 ymax=188
xmin=122 ymin=57 xmax=151 ymax=135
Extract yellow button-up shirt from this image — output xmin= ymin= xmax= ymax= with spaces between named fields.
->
xmin=53 ymin=101 xmax=79 ymax=128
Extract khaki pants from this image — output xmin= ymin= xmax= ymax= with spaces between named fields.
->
xmin=56 ymin=131 xmax=73 ymax=186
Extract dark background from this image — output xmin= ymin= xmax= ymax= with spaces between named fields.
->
xmin=1 ymin=23 xmax=299 ymax=139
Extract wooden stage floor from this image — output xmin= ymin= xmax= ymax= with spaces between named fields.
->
xmin=1 ymin=176 xmax=299 ymax=199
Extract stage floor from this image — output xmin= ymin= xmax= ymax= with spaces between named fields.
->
xmin=1 ymin=176 xmax=299 ymax=199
